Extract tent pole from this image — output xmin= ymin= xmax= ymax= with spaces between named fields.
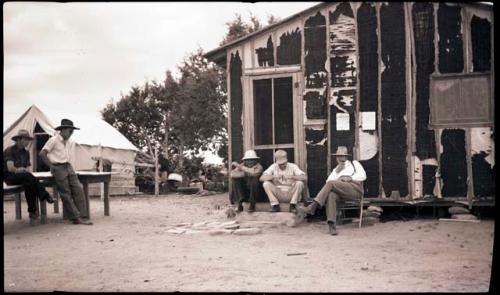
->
xmin=154 ymin=147 xmax=159 ymax=197
xmin=99 ymin=144 xmax=104 ymax=201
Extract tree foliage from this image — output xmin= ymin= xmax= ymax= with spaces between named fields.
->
xmin=101 ymin=49 xmax=227 ymax=166
xmin=220 ymin=13 xmax=281 ymax=46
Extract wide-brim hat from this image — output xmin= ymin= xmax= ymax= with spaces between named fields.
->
xmin=55 ymin=118 xmax=80 ymax=130
xmin=332 ymin=146 xmax=351 ymax=156
xmin=12 ymin=129 xmax=34 ymax=141
xmin=275 ymin=149 xmax=288 ymax=165
xmin=242 ymin=150 xmax=260 ymax=160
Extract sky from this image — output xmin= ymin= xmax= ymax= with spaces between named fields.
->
xmin=3 ymin=1 xmax=319 ymax=128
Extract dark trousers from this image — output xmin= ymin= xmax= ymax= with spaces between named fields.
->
xmin=51 ymin=163 xmax=87 ymax=220
xmin=230 ymin=176 xmax=261 ymax=205
xmin=4 ymin=172 xmax=49 ymax=213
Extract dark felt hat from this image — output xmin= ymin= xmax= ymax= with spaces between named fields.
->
xmin=332 ymin=146 xmax=351 ymax=156
xmin=55 ymin=118 xmax=80 ymax=130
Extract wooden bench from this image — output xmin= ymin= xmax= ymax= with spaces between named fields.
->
xmin=3 ymin=182 xmax=50 ymax=223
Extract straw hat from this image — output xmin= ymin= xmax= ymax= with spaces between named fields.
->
xmin=12 ymin=129 xmax=34 ymax=141
xmin=241 ymin=150 xmax=260 ymax=160
xmin=332 ymin=146 xmax=351 ymax=156
xmin=55 ymin=118 xmax=80 ymax=130
xmin=274 ymin=149 xmax=288 ymax=164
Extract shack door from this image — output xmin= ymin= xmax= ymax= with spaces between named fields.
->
xmin=245 ymin=73 xmax=303 ymax=170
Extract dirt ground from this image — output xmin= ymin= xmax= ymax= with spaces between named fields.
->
xmin=3 ymin=193 xmax=494 ymax=292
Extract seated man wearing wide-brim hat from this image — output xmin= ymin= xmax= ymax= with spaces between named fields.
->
xmin=259 ymin=149 xmax=307 ymax=213
xmin=229 ymin=150 xmax=264 ymax=213
xmin=4 ymin=129 xmax=55 ymax=226
xmin=39 ymin=118 xmax=92 ymax=225
xmin=299 ymin=146 xmax=366 ymax=235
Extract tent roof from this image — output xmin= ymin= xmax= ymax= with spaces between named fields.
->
xmin=4 ymin=105 xmax=138 ymax=151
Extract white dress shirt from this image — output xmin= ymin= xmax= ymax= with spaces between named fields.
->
xmin=42 ymin=134 xmax=75 ymax=164
xmin=327 ymin=160 xmax=367 ymax=182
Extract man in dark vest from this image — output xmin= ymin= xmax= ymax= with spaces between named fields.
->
xmin=4 ymin=129 xmax=55 ymax=225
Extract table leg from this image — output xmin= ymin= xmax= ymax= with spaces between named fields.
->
xmin=15 ymin=192 xmax=22 ymax=220
xmin=104 ymin=181 xmax=110 ymax=216
xmin=40 ymin=199 xmax=47 ymax=224
xmin=53 ymin=186 xmax=59 ymax=214
xmin=83 ymin=183 xmax=90 ymax=218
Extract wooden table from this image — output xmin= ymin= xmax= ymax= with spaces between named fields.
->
xmin=32 ymin=171 xmax=115 ymax=223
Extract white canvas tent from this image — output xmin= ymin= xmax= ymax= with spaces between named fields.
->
xmin=3 ymin=105 xmax=139 ymax=196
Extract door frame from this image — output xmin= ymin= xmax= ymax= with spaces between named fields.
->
xmin=242 ymin=71 xmax=305 ymax=170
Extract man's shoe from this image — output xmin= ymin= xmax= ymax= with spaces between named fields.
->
xmin=72 ymin=218 xmax=93 ymax=225
xmin=41 ymin=191 xmax=55 ymax=204
xmin=248 ymin=203 xmax=255 ymax=213
xmin=44 ymin=195 xmax=55 ymax=204
xmin=289 ymin=203 xmax=297 ymax=213
xmin=29 ymin=212 xmax=38 ymax=226
xmin=301 ymin=200 xmax=319 ymax=215
xmin=237 ymin=202 xmax=244 ymax=212
xmin=270 ymin=204 xmax=280 ymax=212
xmin=328 ymin=222 xmax=338 ymax=236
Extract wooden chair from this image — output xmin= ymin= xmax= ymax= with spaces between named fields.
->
xmin=335 ymin=192 xmax=365 ymax=228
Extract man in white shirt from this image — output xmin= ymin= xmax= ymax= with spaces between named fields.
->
xmin=300 ymin=146 xmax=366 ymax=235
xmin=39 ymin=119 xmax=92 ymax=225
xmin=260 ymin=150 xmax=307 ymax=213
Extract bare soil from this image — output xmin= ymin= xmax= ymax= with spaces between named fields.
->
xmin=3 ymin=193 xmax=494 ymax=292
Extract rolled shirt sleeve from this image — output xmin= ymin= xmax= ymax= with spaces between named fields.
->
xmin=351 ymin=160 xmax=367 ymax=182
xmin=41 ymin=136 xmax=56 ymax=152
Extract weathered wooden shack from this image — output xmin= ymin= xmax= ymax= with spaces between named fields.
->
xmin=205 ymin=2 xmax=494 ymax=206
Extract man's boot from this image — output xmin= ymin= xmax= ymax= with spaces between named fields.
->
xmin=248 ymin=203 xmax=255 ymax=213
xmin=28 ymin=211 xmax=38 ymax=226
xmin=270 ymin=204 xmax=280 ymax=212
xmin=328 ymin=221 xmax=338 ymax=235
xmin=72 ymin=217 xmax=93 ymax=225
xmin=237 ymin=202 xmax=244 ymax=212
xmin=301 ymin=200 xmax=319 ymax=215
xmin=42 ymin=191 xmax=55 ymax=204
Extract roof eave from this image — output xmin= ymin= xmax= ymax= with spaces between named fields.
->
xmin=204 ymin=2 xmax=329 ymax=63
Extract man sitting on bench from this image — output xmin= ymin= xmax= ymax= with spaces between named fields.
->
xmin=230 ymin=150 xmax=263 ymax=213
xmin=4 ymin=129 xmax=55 ymax=226
xmin=260 ymin=149 xmax=307 ymax=213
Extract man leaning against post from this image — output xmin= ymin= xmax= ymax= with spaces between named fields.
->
xmin=4 ymin=129 xmax=55 ymax=226
xmin=299 ymin=146 xmax=366 ymax=235
xmin=39 ymin=119 xmax=92 ymax=225
xmin=229 ymin=150 xmax=263 ymax=213
xmin=260 ymin=149 xmax=307 ymax=213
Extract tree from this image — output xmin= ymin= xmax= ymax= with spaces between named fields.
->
xmin=101 ymin=49 xmax=227 ymax=178
xmin=220 ymin=13 xmax=280 ymax=46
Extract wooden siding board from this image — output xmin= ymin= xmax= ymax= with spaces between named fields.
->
xmin=470 ymin=15 xmax=491 ymax=72
xmin=229 ymin=51 xmax=244 ymax=162
xmin=277 ymin=27 xmax=302 ymax=65
xmin=412 ymin=2 xmax=437 ymax=160
xmin=304 ymin=11 xmax=328 ymax=196
xmin=437 ymin=3 xmax=464 ymax=73
xmin=357 ymin=2 xmax=380 ymax=198
xmin=380 ymin=2 xmax=409 ymax=198
xmin=440 ymin=129 xmax=468 ymax=197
